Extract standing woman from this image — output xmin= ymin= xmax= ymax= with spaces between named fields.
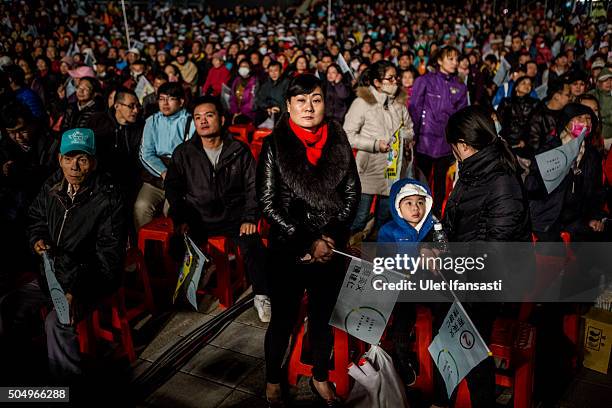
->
xmin=229 ymin=59 xmax=257 ymax=124
xmin=344 ymin=60 xmax=413 ymax=235
xmin=435 ymin=105 xmax=530 ymax=408
xmin=257 ymin=74 xmax=360 ymax=406
xmin=409 ymin=46 xmax=468 ymax=217
xmin=323 ymin=63 xmax=352 ymax=124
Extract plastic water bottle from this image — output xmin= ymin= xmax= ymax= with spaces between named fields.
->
xmin=433 ymin=223 xmax=449 ymax=253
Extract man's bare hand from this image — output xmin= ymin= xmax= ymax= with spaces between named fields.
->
xmin=240 ymin=222 xmax=257 ymax=236
xmin=34 ymin=239 xmax=50 ymax=255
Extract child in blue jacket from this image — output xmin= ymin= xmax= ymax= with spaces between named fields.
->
xmin=378 ymin=178 xmax=447 ymax=386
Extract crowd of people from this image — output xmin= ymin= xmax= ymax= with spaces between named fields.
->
xmin=0 ymin=0 xmax=611 ymax=406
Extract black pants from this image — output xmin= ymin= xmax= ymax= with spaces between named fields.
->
xmin=184 ymin=223 xmax=269 ymax=296
xmin=416 ymin=153 xmax=455 ymax=218
xmin=264 ymin=252 xmax=344 ymax=383
xmin=0 ymin=280 xmax=83 ymax=384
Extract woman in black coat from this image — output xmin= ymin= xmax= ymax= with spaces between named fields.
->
xmin=60 ymin=76 xmax=105 ymax=134
xmin=433 ymin=106 xmax=530 ymax=408
xmin=323 ymin=63 xmax=353 ymax=124
xmin=257 ymin=74 xmax=360 ymax=406
xmin=496 ymin=76 xmax=539 ymax=153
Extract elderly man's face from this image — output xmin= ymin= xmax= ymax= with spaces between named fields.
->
xmin=59 ymin=153 xmax=95 ymax=187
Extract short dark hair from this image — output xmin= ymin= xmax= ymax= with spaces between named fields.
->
xmin=153 ymin=71 xmax=169 ymax=82
xmin=191 ymin=95 xmax=224 ymax=116
xmin=114 ymin=87 xmax=138 ymax=105
xmin=268 ymin=60 xmax=282 ymax=71
xmin=0 ymin=100 xmax=32 ymax=129
xmin=285 ymin=74 xmax=324 ymax=101
xmin=158 ymin=82 xmax=184 ymax=99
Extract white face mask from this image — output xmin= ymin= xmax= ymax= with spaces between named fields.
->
xmin=381 ymin=83 xmax=398 ymax=95
xmin=238 ymin=67 xmax=250 ymax=78
xmin=259 ymin=47 xmax=267 ymax=55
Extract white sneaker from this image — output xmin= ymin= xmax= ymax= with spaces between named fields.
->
xmin=254 ymin=295 xmax=272 ymax=323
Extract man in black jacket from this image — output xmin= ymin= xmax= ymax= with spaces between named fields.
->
xmin=0 ymin=127 xmax=126 ymax=383
xmin=165 ymin=96 xmax=269 ymax=321
xmin=0 ymin=101 xmax=58 ymax=292
xmin=88 ymin=88 xmax=143 ymax=240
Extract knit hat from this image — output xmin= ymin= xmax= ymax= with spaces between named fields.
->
xmin=556 ymin=103 xmax=598 ymax=136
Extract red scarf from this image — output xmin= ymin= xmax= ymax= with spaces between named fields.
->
xmin=289 ymin=118 xmax=328 ymax=165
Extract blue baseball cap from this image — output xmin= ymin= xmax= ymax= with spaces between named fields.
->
xmin=60 ymin=128 xmax=96 ymax=156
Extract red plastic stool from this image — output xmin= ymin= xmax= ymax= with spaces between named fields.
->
xmin=257 ymin=218 xmax=270 ymax=247
xmin=250 ymin=129 xmax=273 ymax=161
xmin=124 ymin=248 xmax=155 ymax=320
xmin=77 ymin=287 xmax=137 ymax=363
xmin=287 ymin=322 xmax=351 ymax=398
xmin=197 ymin=236 xmax=247 ymax=309
xmin=137 ymin=217 xmax=175 ymax=277
xmin=455 ymin=318 xmax=536 ymax=408
xmin=412 ymin=305 xmax=434 ymax=395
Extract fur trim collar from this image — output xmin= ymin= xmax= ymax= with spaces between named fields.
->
xmin=356 ymin=86 xmax=408 ymax=106
xmin=271 ymin=117 xmax=353 ymax=212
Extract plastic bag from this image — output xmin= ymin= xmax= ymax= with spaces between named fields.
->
xmin=346 ymin=345 xmax=410 ymax=408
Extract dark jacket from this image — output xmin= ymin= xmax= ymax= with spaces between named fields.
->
xmin=0 ymin=129 xmax=58 ymax=202
xmin=443 ymin=142 xmax=531 ymax=242
xmin=27 ymin=170 xmax=126 ymax=301
xmin=497 ymin=94 xmax=539 ymax=148
xmin=87 ymin=110 xmax=144 ymax=197
xmin=526 ymin=141 xmax=604 ymax=232
xmin=256 ymin=117 xmax=360 ymax=256
xmin=526 ymin=102 xmax=564 ymax=157
xmin=60 ymin=98 xmax=105 ymax=134
xmin=165 ymin=134 xmax=258 ymax=234
xmin=252 ymin=76 xmax=289 ymax=113
xmin=324 ymin=80 xmax=353 ymax=124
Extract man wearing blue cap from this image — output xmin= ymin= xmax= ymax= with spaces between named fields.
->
xmin=0 ymin=128 xmax=126 ymax=385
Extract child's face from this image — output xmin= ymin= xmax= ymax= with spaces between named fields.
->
xmin=399 ymin=195 xmax=427 ymax=227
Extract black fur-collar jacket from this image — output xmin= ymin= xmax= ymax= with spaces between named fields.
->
xmin=256 ymin=116 xmax=360 ymax=256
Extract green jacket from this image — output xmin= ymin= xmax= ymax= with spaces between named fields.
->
xmin=589 ymin=88 xmax=612 ymax=139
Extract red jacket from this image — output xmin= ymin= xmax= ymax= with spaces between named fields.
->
xmin=201 ymin=65 xmax=231 ymax=97
xmin=605 ymin=148 xmax=612 ymax=187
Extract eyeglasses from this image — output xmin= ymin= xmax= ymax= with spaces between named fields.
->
xmin=158 ymin=96 xmax=180 ymax=103
xmin=382 ymin=76 xmax=398 ymax=83
xmin=118 ymin=102 xmax=141 ymax=111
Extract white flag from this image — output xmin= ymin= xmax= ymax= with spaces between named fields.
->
xmin=43 ymin=252 xmax=71 ymax=325
xmin=336 ymin=53 xmax=355 ymax=79
xmin=493 ymin=57 xmax=511 ymax=86
xmin=428 ymin=301 xmax=491 ymax=398
xmin=330 ymin=258 xmax=401 ymax=345
xmin=535 ymin=130 xmax=585 ymax=194
xmin=134 ymin=75 xmax=155 ymax=104
xmin=173 ymin=235 xmax=210 ymax=310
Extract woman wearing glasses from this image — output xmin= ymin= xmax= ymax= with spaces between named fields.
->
xmin=409 ymin=46 xmax=468 ymax=218
xmin=344 ymin=60 xmax=413 ymax=237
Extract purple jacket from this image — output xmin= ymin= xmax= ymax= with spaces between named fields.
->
xmin=409 ymin=71 xmax=468 ymax=158
xmin=229 ymin=76 xmax=257 ymax=120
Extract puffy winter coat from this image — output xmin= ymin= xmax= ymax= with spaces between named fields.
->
xmin=497 ymin=95 xmax=539 ymax=148
xmin=526 ymin=102 xmax=564 ymax=157
xmin=324 ymin=80 xmax=353 ymax=124
xmin=409 ymin=71 xmax=468 ymax=158
xmin=443 ymin=141 xmax=531 ymax=242
xmin=344 ymin=86 xmax=413 ymax=196
xmin=256 ymin=117 xmax=360 ymax=256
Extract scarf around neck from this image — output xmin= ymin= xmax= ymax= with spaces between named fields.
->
xmin=288 ymin=118 xmax=328 ymax=165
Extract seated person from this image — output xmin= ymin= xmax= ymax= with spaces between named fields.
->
xmin=165 ymin=96 xmax=270 ymax=322
xmin=0 ymin=128 xmax=125 ymax=386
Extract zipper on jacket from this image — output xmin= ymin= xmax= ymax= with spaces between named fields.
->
xmin=56 ymin=208 xmax=69 ymax=246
